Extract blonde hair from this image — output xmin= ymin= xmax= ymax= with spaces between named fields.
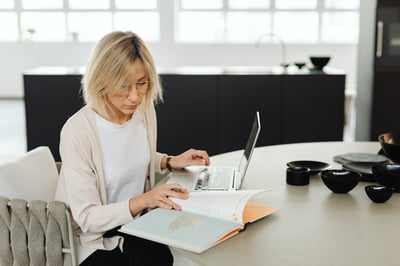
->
xmin=82 ymin=31 xmax=162 ymax=117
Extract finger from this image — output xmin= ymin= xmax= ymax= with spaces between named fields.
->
xmin=192 ymin=150 xmax=210 ymax=165
xmin=164 ymin=183 xmax=185 ymax=191
xmin=158 ymin=200 xmax=174 ymax=210
xmin=160 ymin=197 xmax=182 ymax=211
xmin=170 ymin=190 xmax=189 ymax=199
xmin=166 ymin=185 xmax=189 ymax=199
xmin=190 ymin=157 xmax=210 ymax=167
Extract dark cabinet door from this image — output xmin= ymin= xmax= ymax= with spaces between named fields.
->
xmin=375 ymin=6 xmax=400 ymax=69
xmin=218 ymin=75 xmax=282 ymax=153
xmin=370 ymin=71 xmax=400 ymax=140
xmin=23 ymin=74 xmax=84 ymax=161
xmin=157 ymin=75 xmax=218 ymax=155
xmin=282 ymin=75 xmax=345 ymax=143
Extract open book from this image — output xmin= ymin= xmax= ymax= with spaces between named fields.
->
xmin=119 ymin=189 xmax=278 ymax=253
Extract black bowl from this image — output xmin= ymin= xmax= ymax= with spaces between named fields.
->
xmin=320 ymin=169 xmax=361 ymax=193
xmin=365 ymin=185 xmax=394 ymax=203
xmin=379 ymin=132 xmax=400 ymax=163
xmin=372 ymin=164 xmax=400 ymax=192
xmin=294 ymin=62 xmax=306 ymax=69
xmin=309 ymin=56 xmax=330 ymax=70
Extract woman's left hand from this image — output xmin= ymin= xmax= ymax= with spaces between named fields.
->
xmin=167 ymin=149 xmax=210 ymax=170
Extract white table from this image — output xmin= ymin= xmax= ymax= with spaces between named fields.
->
xmin=172 ymin=142 xmax=400 ymax=266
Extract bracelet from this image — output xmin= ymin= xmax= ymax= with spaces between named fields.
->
xmin=166 ymin=156 xmax=173 ymax=172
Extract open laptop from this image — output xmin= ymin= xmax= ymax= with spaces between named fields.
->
xmin=167 ymin=111 xmax=261 ymax=191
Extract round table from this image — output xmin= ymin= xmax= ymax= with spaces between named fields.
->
xmin=172 ymin=141 xmax=400 ymax=266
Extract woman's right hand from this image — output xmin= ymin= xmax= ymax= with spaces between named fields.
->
xmin=129 ymin=183 xmax=189 ymax=216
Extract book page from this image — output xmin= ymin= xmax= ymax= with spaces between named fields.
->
xmin=172 ymin=189 xmax=268 ymax=224
xmin=243 ymin=202 xmax=279 ymax=224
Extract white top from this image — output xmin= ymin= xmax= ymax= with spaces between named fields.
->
xmin=95 ymin=110 xmax=150 ymax=204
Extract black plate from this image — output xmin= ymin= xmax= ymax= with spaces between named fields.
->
xmin=287 ymin=160 xmax=330 ymax=175
xmin=336 ymin=153 xmax=388 ymax=164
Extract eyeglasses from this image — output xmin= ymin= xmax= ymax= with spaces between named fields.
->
xmin=117 ymin=80 xmax=150 ymax=96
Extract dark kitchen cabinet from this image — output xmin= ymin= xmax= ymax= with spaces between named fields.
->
xmin=282 ymin=75 xmax=345 ymax=143
xmin=156 ymin=75 xmax=219 ymax=156
xmin=218 ymin=75 xmax=282 ymax=153
xmin=370 ymin=71 xmax=400 ymax=140
xmin=24 ymin=68 xmax=345 ymax=160
xmin=158 ymin=72 xmax=344 ymax=155
xmin=23 ymin=72 xmax=84 ymax=161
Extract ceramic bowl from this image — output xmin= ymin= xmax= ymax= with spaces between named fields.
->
xmin=309 ymin=56 xmax=330 ymax=70
xmin=365 ymin=185 xmax=394 ymax=203
xmin=294 ymin=62 xmax=306 ymax=69
xmin=379 ymin=132 xmax=400 ymax=163
xmin=320 ymin=169 xmax=361 ymax=193
xmin=372 ymin=164 xmax=400 ymax=192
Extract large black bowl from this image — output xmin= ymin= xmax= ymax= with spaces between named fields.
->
xmin=320 ymin=169 xmax=361 ymax=193
xmin=372 ymin=164 xmax=400 ymax=192
xmin=309 ymin=56 xmax=330 ymax=70
xmin=379 ymin=132 xmax=400 ymax=163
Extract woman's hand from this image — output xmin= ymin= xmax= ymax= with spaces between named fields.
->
xmin=166 ymin=149 xmax=210 ymax=170
xmin=129 ymin=183 xmax=189 ymax=216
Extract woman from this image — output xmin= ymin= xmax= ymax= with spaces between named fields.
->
xmin=55 ymin=31 xmax=210 ymax=265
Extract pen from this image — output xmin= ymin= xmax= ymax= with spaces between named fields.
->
xmin=171 ymin=188 xmax=182 ymax=193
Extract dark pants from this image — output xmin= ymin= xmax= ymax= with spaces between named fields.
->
xmin=80 ymin=228 xmax=173 ymax=266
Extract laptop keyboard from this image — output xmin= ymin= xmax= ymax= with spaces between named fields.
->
xmin=196 ymin=168 xmax=232 ymax=190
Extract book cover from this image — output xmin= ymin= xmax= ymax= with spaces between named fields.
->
xmin=120 ymin=190 xmax=278 ymax=253
xmin=120 ymin=208 xmax=242 ymax=253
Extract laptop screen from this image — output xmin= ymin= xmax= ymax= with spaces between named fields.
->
xmin=238 ymin=111 xmax=261 ymax=177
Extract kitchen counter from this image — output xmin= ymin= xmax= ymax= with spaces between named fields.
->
xmin=24 ymin=65 xmax=345 ymax=76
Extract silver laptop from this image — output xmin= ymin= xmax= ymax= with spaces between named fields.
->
xmin=167 ymin=111 xmax=261 ymax=191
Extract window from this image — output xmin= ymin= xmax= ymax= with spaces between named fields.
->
xmin=68 ymin=12 xmax=112 ymax=42
xmin=114 ymin=12 xmax=159 ymax=42
xmin=176 ymin=0 xmax=360 ymax=44
xmin=22 ymin=0 xmax=63 ymax=9
xmin=0 ymin=0 xmax=160 ymax=42
xmin=0 ymin=0 xmax=14 ymax=9
xmin=321 ymin=11 xmax=359 ymax=43
xmin=68 ymin=0 xmax=109 ymax=9
xmin=0 ymin=0 xmax=358 ymax=44
xmin=0 ymin=12 xmax=18 ymax=41
xmin=21 ymin=12 xmax=66 ymax=41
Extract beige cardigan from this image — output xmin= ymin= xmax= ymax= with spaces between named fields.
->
xmin=55 ymin=104 xmax=167 ymax=263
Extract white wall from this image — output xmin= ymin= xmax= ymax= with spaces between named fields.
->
xmin=0 ymin=42 xmax=357 ymax=98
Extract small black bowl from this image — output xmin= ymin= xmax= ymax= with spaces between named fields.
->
xmin=294 ymin=62 xmax=306 ymax=69
xmin=320 ymin=169 xmax=361 ymax=193
xmin=379 ymin=132 xmax=400 ymax=163
xmin=309 ymin=56 xmax=330 ymax=70
xmin=372 ymin=164 xmax=400 ymax=192
xmin=365 ymin=185 xmax=394 ymax=203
